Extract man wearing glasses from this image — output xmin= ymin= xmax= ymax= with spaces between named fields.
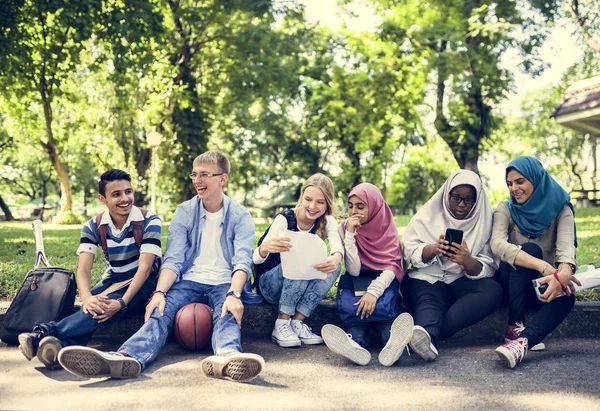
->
xmin=58 ymin=150 xmax=266 ymax=383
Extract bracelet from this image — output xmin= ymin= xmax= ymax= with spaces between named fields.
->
xmin=553 ymin=272 xmax=567 ymax=292
xmin=147 ymin=290 xmax=166 ymax=305
xmin=540 ymin=262 xmax=548 ymax=275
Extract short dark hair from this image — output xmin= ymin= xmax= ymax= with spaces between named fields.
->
xmin=99 ymin=169 xmax=131 ymax=196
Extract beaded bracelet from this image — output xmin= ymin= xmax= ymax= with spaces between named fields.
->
xmin=553 ymin=272 xmax=568 ymax=292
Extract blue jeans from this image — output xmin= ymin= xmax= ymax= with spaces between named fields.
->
xmin=35 ymin=276 xmax=157 ymax=347
xmin=345 ymin=319 xmax=395 ymax=350
xmin=259 ymin=264 xmax=340 ymax=317
xmin=119 ymin=280 xmax=241 ymax=370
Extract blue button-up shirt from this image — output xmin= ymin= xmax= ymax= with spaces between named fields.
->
xmin=161 ymin=194 xmax=262 ymax=303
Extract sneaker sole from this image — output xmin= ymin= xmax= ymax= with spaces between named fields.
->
xmin=271 ymin=336 xmax=301 ymax=348
xmin=37 ymin=337 xmax=62 ymax=370
xmin=409 ymin=327 xmax=438 ymax=361
xmin=18 ymin=334 xmax=35 ymax=361
xmin=299 ymin=337 xmax=324 ymax=345
xmin=378 ymin=313 xmax=414 ymax=366
xmin=495 ymin=345 xmax=517 ymax=369
xmin=201 ymin=354 xmax=264 ymax=382
xmin=58 ymin=347 xmax=140 ymax=379
xmin=321 ymin=324 xmax=370 ymax=366
xmin=504 ymin=338 xmax=545 ymax=351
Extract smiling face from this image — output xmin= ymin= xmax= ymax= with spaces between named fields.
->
xmin=98 ymin=180 xmax=134 ymax=219
xmin=506 ymin=169 xmax=534 ymax=204
xmin=300 ymin=186 xmax=328 ymax=222
xmin=190 ymin=162 xmax=228 ymax=203
xmin=448 ymin=184 xmax=476 ymax=220
xmin=348 ymin=195 xmax=369 ymax=224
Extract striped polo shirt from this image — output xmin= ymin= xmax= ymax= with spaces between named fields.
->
xmin=77 ymin=206 xmax=162 ymax=279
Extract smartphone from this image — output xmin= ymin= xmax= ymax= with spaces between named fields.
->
xmin=532 ymin=278 xmax=565 ymax=301
xmin=445 ymin=228 xmax=464 ymax=254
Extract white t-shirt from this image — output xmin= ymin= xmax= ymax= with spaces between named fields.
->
xmin=184 ymin=207 xmax=231 ymax=285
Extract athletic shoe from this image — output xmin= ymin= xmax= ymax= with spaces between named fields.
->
xmin=201 ymin=352 xmax=265 ymax=383
xmin=291 ymin=320 xmax=324 ymax=345
xmin=58 ymin=346 xmax=141 ymax=379
xmin=37 ymin=336 xmax=63 ymax=369
xmin=409 ymin=325 xmax=439 ymax=361
xmin=18 ymin=332 xmax=42 ymax=361
xmin=321 ymin=324 xmax=371 ymax=366
xmin=378 ymin=313 xmax=414 ymax=366
xmin=496 ymin=338 xmax=528 ymax=369
xmin=271 ymin=319 xmax=301 ymax=348
xmin=505 ymin=322 xmax=545 ymax=351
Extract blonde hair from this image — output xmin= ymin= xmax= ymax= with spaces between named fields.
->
xmin=193 ymin=150 xmax=230 ymax=174
xmin=295 ymin=173 xmax=338 ymax=239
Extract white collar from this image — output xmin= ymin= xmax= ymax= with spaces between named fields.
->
xmin=99 ymin=206 xmax=144 ymax=232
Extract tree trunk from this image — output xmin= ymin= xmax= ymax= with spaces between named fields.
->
xmin=40 ymin=87 xmax=72 ymax=211
xmin=0 ymin=195 xmax=14 ymax=221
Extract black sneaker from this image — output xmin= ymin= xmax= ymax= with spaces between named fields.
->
xmin=18 ymin=332 xmax=43 ymax=361
xmin=37 ymin=336 xmax=63 ymax=369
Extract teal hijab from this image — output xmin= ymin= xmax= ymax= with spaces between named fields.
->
xmin=505 ymin=156 xmax=577 ymax=246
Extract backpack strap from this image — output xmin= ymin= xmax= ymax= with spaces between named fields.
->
xmin=95 ymin=212 xmax=109 ymax=261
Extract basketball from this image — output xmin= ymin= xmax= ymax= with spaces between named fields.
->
xmin=174 ymin=303 xmax=214 ymax=350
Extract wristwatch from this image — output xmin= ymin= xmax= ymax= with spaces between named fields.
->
xmin=226 ymin=290 xmax=241 ymax=299
xmin=117 ymin=297 xmax=127 ymax=313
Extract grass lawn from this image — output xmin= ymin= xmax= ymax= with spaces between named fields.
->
xmin=1 ymin=212 xmax=599 ymax=301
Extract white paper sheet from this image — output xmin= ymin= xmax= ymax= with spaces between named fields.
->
xmin=573 ymin=268 xmax=600 ymax=291
xmin=279 ymin=229 xmax=328 ymax=280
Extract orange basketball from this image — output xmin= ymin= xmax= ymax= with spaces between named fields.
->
xmin=174 ymin=303 xmax=214 ymax=350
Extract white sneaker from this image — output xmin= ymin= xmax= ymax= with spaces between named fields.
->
xmin=409 ymin=325 xmax=438 ymax=361
xmin=321 ymin=324 xmax=371 ymax=366
xmin=201 ymin=352 xmax=265 ymax=382
xmin=378 ymin=313 xmax=414 ymax=366
xmin=271 ymin=319 xmax=301 ymax=348
xmin=291 ymin=320 xmax=324 ymax=345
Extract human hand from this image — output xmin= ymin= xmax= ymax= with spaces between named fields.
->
xmin=432 ymin=234 xmax=449 ymax=256
xmin=144 ymin=293 xmax=166 ymax=322
xmin=94 ymin=299 xmax=122 ymax=323
xmin=314 ymin=253 xmax=342 ymax=274
xmin=221 ymin=295 xmax=244 ymax=328
xmin=259 ymin=237 xmax=292 ymax=257
xmin=345 ymin=215 xmax=363 ymax=233
xmin=556 ymin=264 xmax=581 ymax=296
xmin=82 ymin=295 xmax=110 ymax=316
xmin=354 ymin=292 xmax=377 ymax=319
xmin=447 ymin=240 xmax=473 ymax=266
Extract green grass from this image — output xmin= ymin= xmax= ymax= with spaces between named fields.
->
xmin=1 ymin=213 xmax=599 ymax=301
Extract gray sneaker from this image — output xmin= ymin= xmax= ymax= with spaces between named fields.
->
xmin=409 ymin=325 xmax=439 ymax=361
xmin=201 ymin=352 xmax=265 ymax=382
xmin=58 ymin=346 xmax=141 ymax=379
xmin=37 ymin=336 xmax=63 ymax=369
xmin=378 ymin=313 xmax=414 ymax=366
xmin=18 ymin=332 xmax=42 ymax=361
xmin=322 ymin=324 xmax=371 ymax=366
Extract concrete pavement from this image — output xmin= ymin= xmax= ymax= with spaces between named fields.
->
xmin=1 ymin=336 xmax=599 ymax=411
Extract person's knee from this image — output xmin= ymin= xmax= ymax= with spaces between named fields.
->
xmin=521 ymin=242 xmax=543 ymax=260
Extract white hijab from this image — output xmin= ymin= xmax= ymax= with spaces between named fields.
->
xmin=403 ymin=170 xmax=496 ymax=275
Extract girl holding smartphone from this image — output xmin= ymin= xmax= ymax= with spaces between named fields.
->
xmin=491 ymin=156 xmax=580 ymax=368
xmin=402 ymin=170 xmax=502 ymax=361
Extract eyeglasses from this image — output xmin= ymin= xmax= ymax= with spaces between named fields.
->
xmin=449 ymin=195 xmax=476 ymax=206
xmin=188 ymin=172 xmax=225 ymax=180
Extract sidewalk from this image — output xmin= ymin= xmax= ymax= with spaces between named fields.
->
xmin=1 ymin=336 xmax=599 ymax=410
xmin=1 ymin=300 xmax=600 ymax=341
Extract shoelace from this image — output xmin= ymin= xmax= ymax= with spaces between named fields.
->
xmin=298 ymin=323 xmax=315 ymax=337
xmin=505 ymin=341 xmax=526 ymax=360
xmin=513 ymin=322 xmax=526 ymax=336
xmin=278 ymin=322 xmax=297 ymax=338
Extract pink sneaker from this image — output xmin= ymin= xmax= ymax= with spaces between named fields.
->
xmin=495 ymin=338 xmax=528 ymax=369
xmin=505 ymin=322 xmax=545 ymax=351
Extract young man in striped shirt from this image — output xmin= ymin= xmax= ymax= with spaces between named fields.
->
xmin=18 ymin=169 xmax=162 ymax=369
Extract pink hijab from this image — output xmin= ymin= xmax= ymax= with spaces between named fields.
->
xmin=342 ymin=183 xmax=404 ymax=281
